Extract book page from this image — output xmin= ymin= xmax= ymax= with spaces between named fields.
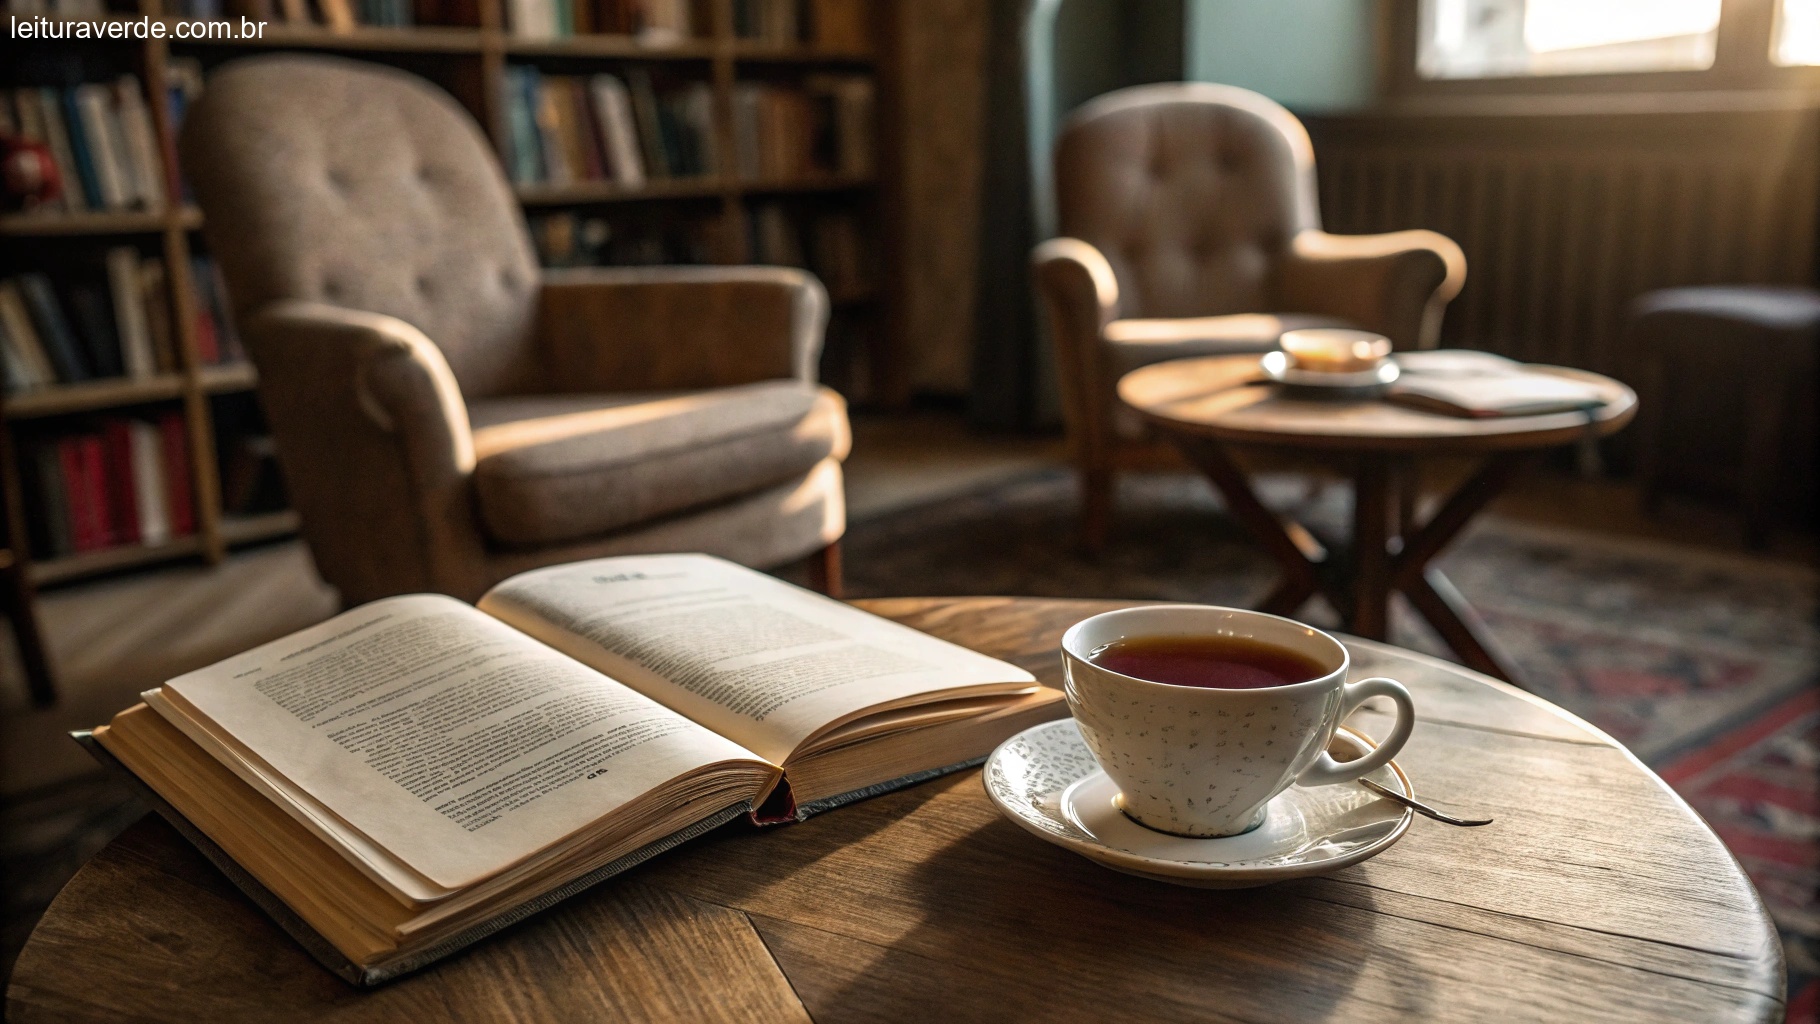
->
xmin=478 ymin=554 xmax=1037 ymax=764
xmin=160 ymin=594 xmax=767 ymax=892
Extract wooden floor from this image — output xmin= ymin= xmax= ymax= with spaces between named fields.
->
xmin=0 ymin=413 xmax=1806 ymax=797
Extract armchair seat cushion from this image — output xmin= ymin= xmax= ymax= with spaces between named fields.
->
xmin=470 ymin=380 xmax=850 ymax=547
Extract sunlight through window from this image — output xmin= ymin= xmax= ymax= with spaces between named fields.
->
xmin=1421 ymin=0 xmax=1721 ymax=79
xmin=1774 ymin=0 xmax=1820 ymax=65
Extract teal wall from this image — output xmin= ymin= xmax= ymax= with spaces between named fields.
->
xmin=1185 ymin=0 xmax=1377 ymax=112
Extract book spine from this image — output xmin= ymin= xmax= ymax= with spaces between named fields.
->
xmin=131 ymin=419 xmax=173 ymax=545
xmin=107 ymin=248 xmax=157 ymax=379
xmin=60 ymin=436 xmax=93 ymax=552
xmin=189 ymin=259 xmax=222 ymax=364
xmin=115 ymin=77 xmax=169 ymax=209
xmin=74 ymin=84 xmax=130 ymax=211
xmin=50 ymin=88 xmax=102 ymax=210
xmin=16 ymin=274 xmax=90 ymax=383
xmin=532 ymin=77 xmax=570 ymax=186
xmin=160 ymin=412 xmax=196 ymax=536
xmin=65 ymin=280 xmax=125 ymax=379
xmin=139 ymin=259 xmax=177 ymax=375
xmin=0 ymin=282 xmax=56 ymax=385
xmin=626 ymin=68 xmax=668 ymax=179
xmin=30 ymin=442 xmax=71 ymax=558
xmin=103 ymin=418 xmax=142 ymax=545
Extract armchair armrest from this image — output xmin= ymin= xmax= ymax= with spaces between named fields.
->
xmin=1032 ymin=238 xmax=1122 ymax=462
xmin=243 ymin=300 xmax=486 ymax=602
xmin=535 ymin=265 xmax=829 ymax=392
xmin=1275 ymin=230 xmax=1466 ymax=349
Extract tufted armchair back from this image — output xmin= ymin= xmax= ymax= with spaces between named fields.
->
xmin=180 ymin=55 xmax=543 ymax=399
xmin=1053 ymin=83 xmax=1320 ymax=322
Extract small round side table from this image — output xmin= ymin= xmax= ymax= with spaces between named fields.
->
xmin=1118 ymin=355 xmax=1637 ymax=684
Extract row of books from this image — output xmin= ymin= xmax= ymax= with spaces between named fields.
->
xmin=0 ymin=0 xmax=109 ymax=15
xmin=1 ymin=79 xmax=169 ymax=215
xmin=749 ymin=204 xmax=872 ymax=300
xmin=20 ymin=413 xmax=196 ymax=558
xmin=162 ymin=0 xmax=457 ymax=28
xmin=502 ymin=67 xmax=714 ymax=186
xmin=528 ymin=210 xmax=714 ymax=267
xmin=733 ymin=0 xmax=868 ymax=50
xmin=730 ymin=76 xmax=872 ymax=181
xmin=0 ymin=255 xmax=243 ymax=394
xmin=504 ymin=0 xmax=693 ymax=40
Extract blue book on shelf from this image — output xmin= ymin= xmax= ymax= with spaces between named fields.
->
xmin=53 ymin=88 xmax=104 ymax=210
xmin=16 ymin=274 xmax=92 ymax=383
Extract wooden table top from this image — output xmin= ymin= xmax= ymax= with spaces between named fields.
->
xmin=1118 ymin=355 xmax=1638 ymax=453
xmin=8 ymin=598 xmax=1782 ymax=1024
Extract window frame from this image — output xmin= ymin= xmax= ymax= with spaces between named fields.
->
xmin=1383 ymin=0 xmax=1820 ymax=99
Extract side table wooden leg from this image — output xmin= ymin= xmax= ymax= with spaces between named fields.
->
xmin=1351 ymin=458 xmax=1392 ymax=641
xmin=1175 ymin=436 xmax=1324 ymax=619
xmin=1404 ymin=567 xmax=1520 ymax=683
xmin=1390 ymin=454 xmax=1530 ymax=686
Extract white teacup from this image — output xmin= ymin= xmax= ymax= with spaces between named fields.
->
xmin=1061 ymin=605 xmax=1416 ymax=838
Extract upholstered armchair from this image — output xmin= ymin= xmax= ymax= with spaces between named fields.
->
xmin=181 ymin=55 xmax=847 ymax=606
xmin=1034 ymin=83 xmax=1465 ymax=550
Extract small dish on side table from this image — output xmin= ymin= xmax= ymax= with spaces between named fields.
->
xmin=1260 ymin=350 xmax=1401 ymax=400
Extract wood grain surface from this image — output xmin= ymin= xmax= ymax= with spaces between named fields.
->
xmin=1117 ymin=355 xmax=1638 ymax=453
xmin=7 ymin=598 xmax=1782 ymax=1023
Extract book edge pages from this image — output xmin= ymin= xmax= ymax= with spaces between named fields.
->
xmin=788 ymin=755 xmax=986 ymax=822
xmin=71 ymin=730 xmax=751 ymax=989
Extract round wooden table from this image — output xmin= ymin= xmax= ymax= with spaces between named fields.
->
xmin=8 ymin=598 xmax=1779 ymax=1023
xmin=1118 ymin=355 xmax=1638 ymax=684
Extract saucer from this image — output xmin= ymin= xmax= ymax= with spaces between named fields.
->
xmin=982 ymin=719 xmax=1413 ymax=888
xmin=1260 ymin=349 xmax=1400 ymax=399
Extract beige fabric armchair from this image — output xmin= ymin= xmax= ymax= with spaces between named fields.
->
xmin=181 ymin=55 xmax=846 ymax=605
xmin=1034 ymin=83 xmax=1465 ymax=550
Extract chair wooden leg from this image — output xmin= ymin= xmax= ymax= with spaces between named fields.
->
xmin=1081 ymin=467 xmax=1113 ymax=554
xmin=809 ymin=541 xmax=844 ymax=599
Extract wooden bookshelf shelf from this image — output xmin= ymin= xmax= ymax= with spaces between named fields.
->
xmin=503 ymin=34 xmax=717 ymax=59
xmin=0 ymin=209 xmax=194 ymax=237
xmin=199 ymin=362 xmax=259 ymax=393
xmin=729 ymin=44 xmax=875 ymax=64
xmin=163 ymin=21 xmax=487 ymax=53
xmin=515 ymin=177 xmax=727 ymax=206
xmin=741 ymin=173 xmax=874 ymax=194
xmin=30 ymin=535 xmax=204 ymax=585
xmin=220 ymin=509 xmax=300 ymax=546
xmin=5 ymin=376 xmax=188 ymax=420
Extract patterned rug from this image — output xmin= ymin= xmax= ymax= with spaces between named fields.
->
xmin=844 ymin=468 xmax=1820 ymax=1018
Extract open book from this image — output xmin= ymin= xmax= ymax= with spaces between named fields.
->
xmin=1388 ymin=350 xmax=1607 ymax=418
xmin=79 ymin=554 xmax=1057 ymax=985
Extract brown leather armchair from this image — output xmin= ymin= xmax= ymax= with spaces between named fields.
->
xmin=181 ymin=55 xmax=847 ymax=605
xmin=1033 ymin=84 xmax=1465 ymax=550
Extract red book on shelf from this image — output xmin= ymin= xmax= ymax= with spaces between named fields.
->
xmin=159 ymin=412 xmax=196 ymax=537
xmin=102 ymin=419 xmax=142 ymax=546
xmin=193 ymin=303 xmax=221 ymax=365
xmin=57 ymin=438 xmax=96 ymax=553
xmin=68 ymin=435 xmax=113 ymax=552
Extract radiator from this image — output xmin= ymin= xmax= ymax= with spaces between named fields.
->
xmin=1304 ymin=101 xmax=1820 ymax=379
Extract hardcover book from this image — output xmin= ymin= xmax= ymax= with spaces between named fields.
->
xmin=81 ymin=554 xmax=1064 ymax=985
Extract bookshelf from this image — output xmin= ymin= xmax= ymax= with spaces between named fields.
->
xmin=2 ymin=0 xmax=897 ymax=592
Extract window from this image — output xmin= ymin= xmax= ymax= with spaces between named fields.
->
xmin=1774 ymin=0 xmax=1820 ymax=65
xmin=1419 ymin=0 xmax=1722 ymax=80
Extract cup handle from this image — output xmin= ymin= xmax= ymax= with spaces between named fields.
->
xmin=1295 ymin=677 xmax=1415 ymax=788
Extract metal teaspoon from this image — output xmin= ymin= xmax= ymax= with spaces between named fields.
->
xmin=1359 ymin=778 xmax=1494 ymax=827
